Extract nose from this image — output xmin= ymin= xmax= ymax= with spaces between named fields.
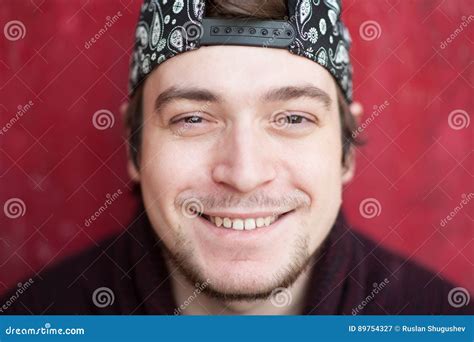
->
xmin=211 ymin=121 xmax=277 ymax=193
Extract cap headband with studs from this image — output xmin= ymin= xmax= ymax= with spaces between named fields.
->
xmin=129 ymin=0 xmax=353 ymax=102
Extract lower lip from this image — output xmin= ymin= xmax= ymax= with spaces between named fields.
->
xmin=196 ymin=211 xmax=295 ymax=241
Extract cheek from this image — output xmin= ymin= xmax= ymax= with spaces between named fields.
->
xmin=284 ymin=124 xmax=343 ymax=192
xmin=279 ymin=124 xmax=344 ymax=245
xmin=139 ymin=128 xmax=209 ymax=209
xmin=312 ymin=126 xmax=344 ymax=208
xmin=138 ymin=129 xmax=213 ymax=250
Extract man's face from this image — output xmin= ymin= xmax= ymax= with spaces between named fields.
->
xmin=135 ymin=45 xmax=352 ymax=298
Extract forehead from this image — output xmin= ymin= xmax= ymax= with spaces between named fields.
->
xmin=143 ymin=45 xmax=338 ymax=103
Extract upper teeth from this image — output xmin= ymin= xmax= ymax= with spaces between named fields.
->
xmin=209 ymin=215 xmax=278 ymax=230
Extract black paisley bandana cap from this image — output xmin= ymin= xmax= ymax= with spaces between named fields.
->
xmin=129 ymin=0 xmax=353 ymax=103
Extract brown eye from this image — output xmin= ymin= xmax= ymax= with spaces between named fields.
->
xmin=269 ymin=111 xmax=318 ymax=137
xmin=168 ymin=113 xmax=218 ymax=137
xmin=272 ymin=113 xmax=314 ymax=126
xmin=171 ymin=115 xmax=205 ymax=125
xmin=183 ymin=116 xmax=203 ymax=124
xmin=286 ymin=114 xmax=307 ymax=124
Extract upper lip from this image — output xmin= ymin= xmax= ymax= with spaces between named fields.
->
xmin=202 ymin=209 xmax=295 ymax=219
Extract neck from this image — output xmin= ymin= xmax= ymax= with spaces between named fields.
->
xmin=169 ymin=263 xmax=313 ymax=315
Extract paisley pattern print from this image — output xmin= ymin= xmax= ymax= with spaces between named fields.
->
xmin=129 ymin=0 xmax=353 ymax=102
xmin=287 ymin=0 xmax=352 ymax=101
xmin=299 ymin=0 xmax=311 ymax=26
xmin=150 ymin=12 xmax=163 ymax=47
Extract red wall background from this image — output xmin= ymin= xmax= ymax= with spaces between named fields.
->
xmin=0 ymin=0 xmax=472 ymax=296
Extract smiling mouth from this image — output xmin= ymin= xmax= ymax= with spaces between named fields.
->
xmin=200 ymin=210 xmax=295 ymax=231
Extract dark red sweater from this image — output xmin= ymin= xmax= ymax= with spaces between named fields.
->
xmin=1 ymin=210 xmax=472 ymax=315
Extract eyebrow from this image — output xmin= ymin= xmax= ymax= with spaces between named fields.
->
xmin=154 ymin=86 xmax=222 ymax=113
xmin=263 ymin=85 xmax=332 ymax=110
xmin=154 ymin=84 xmax=333 ymax=113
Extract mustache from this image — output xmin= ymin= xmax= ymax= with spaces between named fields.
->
xmin=175 ymin=189 xmax=311 ymax=213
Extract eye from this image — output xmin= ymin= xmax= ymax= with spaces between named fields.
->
xmin=170 ymin=114 xmax=206 ymax=125
xmin=169 ymin=113 xmax=216 ymax=136
xmin=271 ymin=112 xmax=316 ymax=128
xmin=285 ymin=114 xmax=310 ymax=124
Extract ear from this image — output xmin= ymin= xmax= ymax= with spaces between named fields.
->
xmin=349 ymin=101 xmax=364 ymax=119
xmin=127 ymin=150 xmax=141 ymax=182
xmin=341 ymin=101 xmax=363 ymax=185
xmin=341 ymin=147 xmax=355 ymax=184
xmin=121 ymin=102 xmax=140 ymax=183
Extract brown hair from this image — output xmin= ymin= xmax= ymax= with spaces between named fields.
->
xmin=125 ymin=0 xmax=362 ymax=170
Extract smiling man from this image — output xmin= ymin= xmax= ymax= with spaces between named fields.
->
xmin=1 ymin=0 xmax=472 ymax=315
xmin=137 ymin=47 xmax=343 ymax=313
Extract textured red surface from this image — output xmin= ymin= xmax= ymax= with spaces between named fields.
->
xmin=0 ymin=0 xmax=472 ymax=296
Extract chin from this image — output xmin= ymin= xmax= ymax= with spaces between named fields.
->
xmin=205 ymin=260 xmax=286 ymax=293
xmin=165 ymin=236 xmax=311 ymax=301
xmin=159 ymin=205 xmax=314 ymax=300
